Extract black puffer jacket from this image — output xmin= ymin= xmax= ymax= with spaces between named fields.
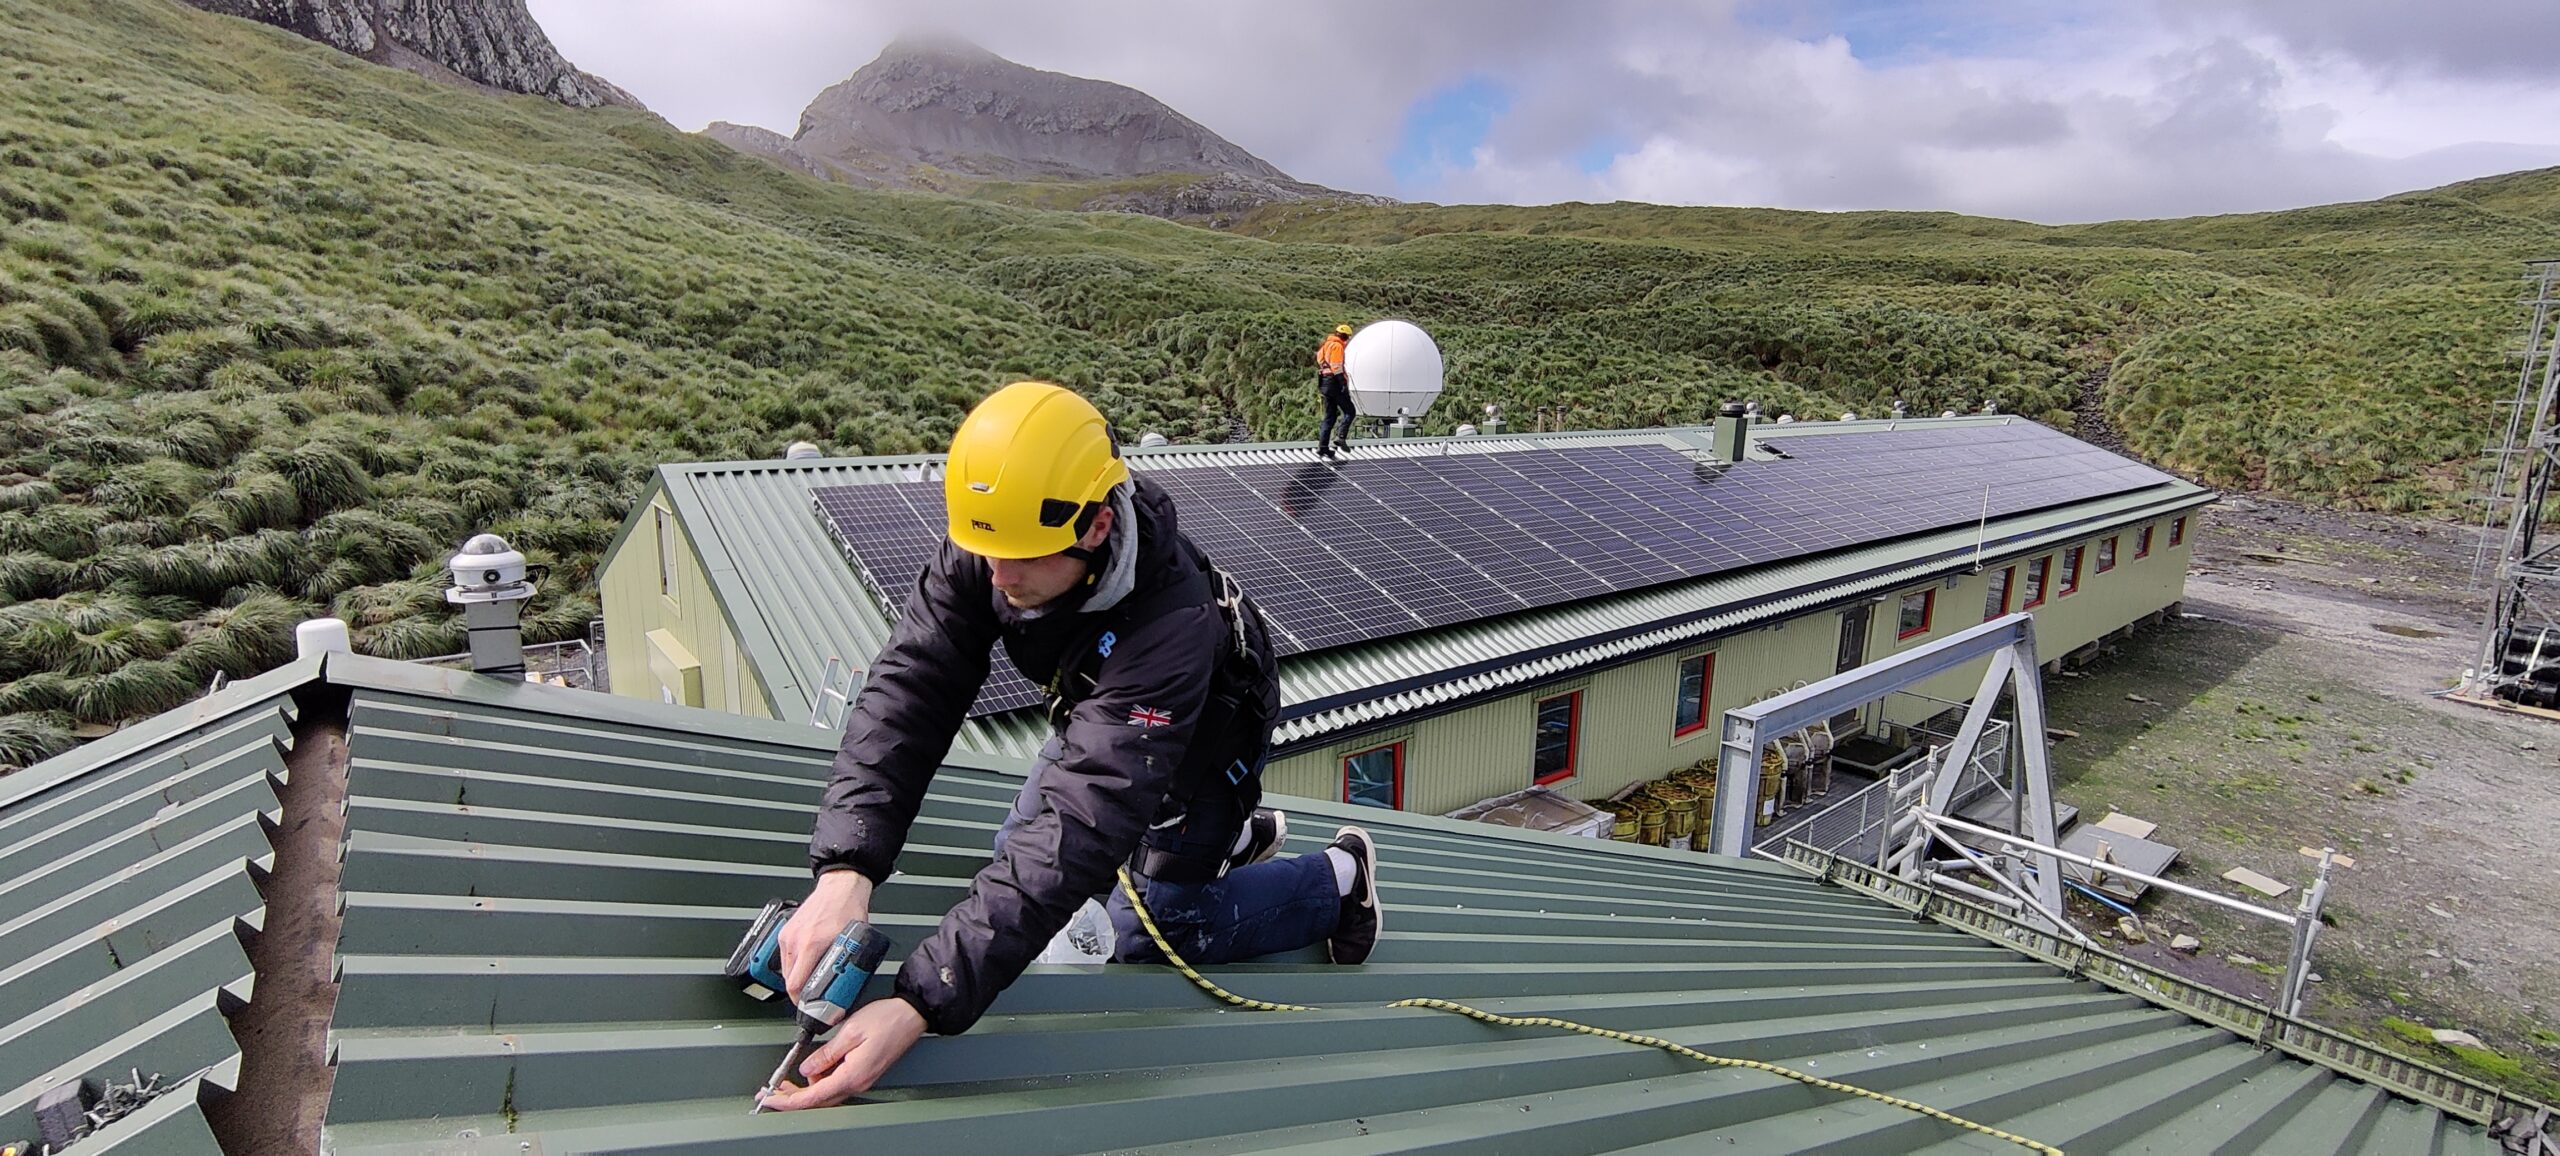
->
xmin=808 ymin=476 xmax=1277 ymax=1035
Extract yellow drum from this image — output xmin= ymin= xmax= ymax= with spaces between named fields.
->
xmin=1631 ymin=794 xmax=1669 ymax=846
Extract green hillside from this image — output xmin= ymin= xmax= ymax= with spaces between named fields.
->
xmin=1 ymin=0 xmax=2553 ymax=765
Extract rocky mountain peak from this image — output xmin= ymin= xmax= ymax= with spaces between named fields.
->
xmin=181 ymin=0 xmax=643 ymax=110
xmin=790 ymin=38 xmax=1293 ymax=184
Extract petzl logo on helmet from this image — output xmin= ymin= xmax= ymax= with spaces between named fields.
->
xmin=969 ymin=481 xmax=993 ymax=493
xmin=971 ymin=519 xmax=995 ymax=532
xmin=1097 ymin=631 xmax=1116 ymax=657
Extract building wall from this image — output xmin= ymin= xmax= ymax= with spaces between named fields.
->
xmin=600 ymin=494 xmax=775 ymax=721
xmin=1267 ymin=514 xmax=2196 ymax=814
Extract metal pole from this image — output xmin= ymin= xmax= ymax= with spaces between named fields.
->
xmin=1923 ymin=811 xmax=2298 ymax=925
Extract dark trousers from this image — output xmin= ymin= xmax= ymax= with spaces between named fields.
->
xmin=995 ymin=742 xmax=1339 ymax=966
xmin=1317 ymin=373 xmax=1355 ymax=450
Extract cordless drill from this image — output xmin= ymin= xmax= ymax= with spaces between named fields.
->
xmin=725 ymin=898 xmax=894 ymax=1113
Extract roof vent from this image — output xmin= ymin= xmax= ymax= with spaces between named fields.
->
xmin=1940 ymin=409 xmax=1959 ymax=419
xmin=1982 ymin=399 xmax=2000 ymax=414
xmin=1775 ymin=414 xmax=1796 ymax=424
xmin=784 ymin=441 xmax=823 ymax=460
xmin=1891 ymin=400 xmax=1908 ymax=419
xmin=1839 ymin=411 xmax=1858 ymax=422
xmin=1455 ymin=422 xmax=1479 ymax=436
xmin=1481 ymin=402 xmax=1505 ymax=436
xmin=1138 ymin=431 xmax=1170 ymax=448
xmin=295 ymin=617 xmax=350 ymax=660
xmin=1712 ymin=400 xmax=1750 ymax=464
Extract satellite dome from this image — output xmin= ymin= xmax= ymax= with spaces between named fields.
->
xmin=1344 ymin=320 xmax=1443 ymax=419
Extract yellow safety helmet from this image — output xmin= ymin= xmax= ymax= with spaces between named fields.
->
xmin=1334 ymin=324 xmax=1355 ymax=336
xmin=944 ymin=381 xmax=1130 ymax=559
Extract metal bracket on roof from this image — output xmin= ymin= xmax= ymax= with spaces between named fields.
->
xmin=1711 ymin=613 xmax=2067 ymax=932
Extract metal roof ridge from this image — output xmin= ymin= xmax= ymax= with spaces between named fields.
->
xmin=0 ymin=651 xmax=321 ymax=810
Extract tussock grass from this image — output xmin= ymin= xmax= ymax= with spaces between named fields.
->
xmin=0 ymin=0 xmax=2554 ymax=753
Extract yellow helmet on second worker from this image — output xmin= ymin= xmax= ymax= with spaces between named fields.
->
xmin=1333 ymin=324 xmax=1355 ymax=337
xmin=944 ymin=381 xmax=1129 ymax=559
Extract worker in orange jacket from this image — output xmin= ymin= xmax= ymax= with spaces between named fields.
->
xmin=1315 ymin=323 xmax=1355 ymax=458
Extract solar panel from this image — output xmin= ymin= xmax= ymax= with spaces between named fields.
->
xmin=812 ymin=423 xmax=2175 ymax=718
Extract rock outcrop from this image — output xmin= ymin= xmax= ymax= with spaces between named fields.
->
xmin=791 ymin=33 xmax=1290 ymax=183
xmin=183 ymin=0 xmax=643 ymax=110
xmin=701 ymin=35 xmax=1383 ymax=223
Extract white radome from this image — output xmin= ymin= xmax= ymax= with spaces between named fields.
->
xmin=1344 ymin=319 xmax=1443 ymax=418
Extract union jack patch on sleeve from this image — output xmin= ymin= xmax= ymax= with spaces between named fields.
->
xmin=1126 ymin=706 xmax=1172 ymax=728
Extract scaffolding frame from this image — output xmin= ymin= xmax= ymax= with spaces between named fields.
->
xmin=2462 ymin=259 xmax=2560 ymax=711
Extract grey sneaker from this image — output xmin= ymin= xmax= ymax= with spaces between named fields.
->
xmin=1327 ymin=826 xmax=1381 ymax=965
xmin=1225 ymin=809 xmax=1287 ymax=874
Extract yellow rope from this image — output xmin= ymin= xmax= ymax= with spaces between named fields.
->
xmin=1115 ymin=867 xmax=2063 ymax=1156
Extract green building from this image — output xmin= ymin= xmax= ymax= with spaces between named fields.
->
xmin=599 ymin=416 xmax=2210 ymax=819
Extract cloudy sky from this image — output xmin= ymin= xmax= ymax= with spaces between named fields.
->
xmin=528 ymin=0 xmax=2560 ymax=224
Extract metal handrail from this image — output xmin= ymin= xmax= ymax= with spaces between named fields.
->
xmin=1776 ymin=841 xmax=2548 ymax=1127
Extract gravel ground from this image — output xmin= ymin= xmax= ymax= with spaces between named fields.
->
xmin=2035 ymin=495 xmax=2560 ymax=1101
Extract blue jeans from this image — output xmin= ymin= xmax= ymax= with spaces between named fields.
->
xmin=995 ymin=750 xmax=1339 ymax=965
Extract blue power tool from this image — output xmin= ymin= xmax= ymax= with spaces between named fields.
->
xmin=725 ymin=898 xmax=893 ymax=1112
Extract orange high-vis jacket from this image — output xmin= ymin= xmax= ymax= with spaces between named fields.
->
xmin=1316 ymin=333 xmax=1348 ymax=375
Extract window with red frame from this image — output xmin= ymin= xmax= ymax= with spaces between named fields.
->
xmin=1342 ymin=742 xmax=1403 ymax=810
xmin=1896 ymin=588 xmax=1934 ymax=640
xmin=1533 ymin=690 xmax=1581 ymax=785
xmin=2136 ymin=525 xmax=2154 ymax=558
xmin=1983 ymin=565 xmax=2014 ymax=621
xmin=1672 ymin=653 xmax=1713 ymax=738
xmin=2170 ymin=516 xmax=2187 ymax=547
xmin=2059 ymin=546 xmax=2084 ymax=596
xmin=2022 ymin=555 xmax=2051 ymax=608
xmin=2097 ymin=536 xmax=2117 ymax=573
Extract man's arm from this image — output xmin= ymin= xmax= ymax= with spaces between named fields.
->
xmin=808 ymin=540 xmax=999 ymax=883
xmin=893 ymin=599 xmax=1221 ymax=1035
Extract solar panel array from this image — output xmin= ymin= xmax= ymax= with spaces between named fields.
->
xmin=815 ymin=423 xmax=2174 ymax=718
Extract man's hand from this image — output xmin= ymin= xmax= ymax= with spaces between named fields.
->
xmin=779 ymin=870 xmax=875 ymax=999
xmin=757 ymin=995 xmax=927 ymax=1112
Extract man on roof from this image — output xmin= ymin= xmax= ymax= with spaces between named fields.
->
xmin=761 ymin=381 xmax=1387 ymax=1111
xmin=1316 ymin=322 xmax=1356 ymax=458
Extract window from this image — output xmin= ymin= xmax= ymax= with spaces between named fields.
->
xmin=1672 ymin=652 xmax=1714 ymax=737
xmin=2058 ymin=546 xmax=2084 ymax=597
xmin=2170 ymin=516 xmax=2188 ymax=547
xmin=1896 ymin=589 xmax=1934 ymax=640
xmin=2135 ymin=525 xmax=2154 ymax=559
xmin=1984 ymin=566 xmax=2014 ymax=621
xmin=2022 ymin=556 xmax=2051 ymax=608
xmin=1343 ymin=742 xmax=1403 ymax=810
xmin=1533 ymin=691 xmax=1581 ymax=785
xmin=2097 ymin=536 xmax=2118 ymax=573
xmin=654 ymin=505 xmax=678 ymax=603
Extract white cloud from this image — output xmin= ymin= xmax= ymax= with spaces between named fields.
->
xmin=526 ymin=0 xmax=2560 ymax=224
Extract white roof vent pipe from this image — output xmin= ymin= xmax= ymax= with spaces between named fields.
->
xmin=1138 ymin=431 xmax=1170 ymax=448
xmin=1839 ymin=411 xmax=1858 ymax=422
xmin=1344 ymin=320 xmax=1443 ymax=419
xmin=296 ymin=618 xmax=351 ymax=660
xmin=784 ymin=441 xmax=823 ymax=460
xmin=446 ymin=533 xmax=538 ymax=679
xmin=1455 ymin=422 xmax=1479 ymax=436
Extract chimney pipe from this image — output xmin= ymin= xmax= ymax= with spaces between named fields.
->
xmin=1711 ymin=400 xmax=1750 ymax=463
xmin=445 ymin=533 xmax=537 ymax=679
xmin=1482 ymin=403 xmax=1504 ymax=437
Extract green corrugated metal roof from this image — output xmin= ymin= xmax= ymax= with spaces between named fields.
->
xmin=647 ymin=419 xmax=2211 ymax=754
xmin=0 ymin=654 xmax=319 ymax=1150
xmin=0 ymin=653 xmax=2538 ymax=1153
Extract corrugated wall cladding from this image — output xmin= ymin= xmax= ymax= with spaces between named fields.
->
xmin=313 ymin=666 xmax=2497 ymax=1155
xmin=0 ymin=658 xmax=318 ymax=1152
